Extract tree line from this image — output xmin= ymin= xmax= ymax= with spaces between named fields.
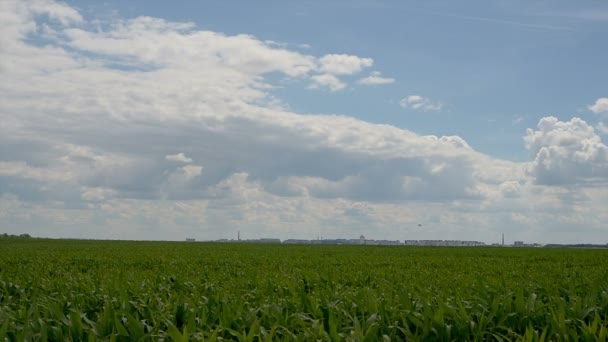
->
xmin=0 ymin=233 xmax=32 ymax=239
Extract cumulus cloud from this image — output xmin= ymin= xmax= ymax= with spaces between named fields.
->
xmin=81 ymin=187 xmax=115 ymax=202
xmin=425 ymin=135 xmax=472 ymax=150
xmin=28 ymin=0 xmax=83 ymax=24
xmin=399 ymin=95 xmax=442 ymax=112
xmin=357 ymin=71 xmax=395 ymax=85
xmin=597 ymin=122 xmax=608 ymax=135
xmin=166 ymin=153 xmax=193 ymax=163
xmin=2 ymin=0 xmax=493 ymax=207
xmin=1 ymin=0 xmax=606 ymax=243
xmin=318 ymin=54 xmax=373 ymax=75
xmin=499 ymin=181 xmax=521 ymax=198
xmin=309 ymin=74 xmax=346 ymax=91
xmin=589 ymin=98 xmax=608 ymax=114
xmin=63 ymin=17 xmax=317 ymax=77
xmin=525 ymin=117 xmax=608 ymax=185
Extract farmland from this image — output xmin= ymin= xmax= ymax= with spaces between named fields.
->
xmin=1 ymin=239 xmax=607 ymax=341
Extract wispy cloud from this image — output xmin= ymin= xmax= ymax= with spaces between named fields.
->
xmin=569 ymin=10 xmax=608 ymax=21
xmin=166 ymin=153 xmax=193 ymax=163
xmin=597 ymin=122 xmax=608 ymax=135
xmin=358 ymin=71 xmax=395 ymax=85
xmin=418 ymin=10 xmax=573 ymax=31
xmin=399 ymin=95 xmax=442 ymax=112
xmin=538 ymin=10 xmax=608 ymax=22
xmin=512 ymin=117 xmax=524 ymax=125
xmin=318 ymin=54 xmax=373 ymax=75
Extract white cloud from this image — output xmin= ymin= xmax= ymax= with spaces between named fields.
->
xmin=318 ymin=54 xmax=373 ymax=75
xmin=309 ymin=74 xmax=346 ymax=92
xmin=399 ymin=95 xmax=443 ymax=112
xmin=597 ymin=122 xmax=608 ymax=135
xmin=525 ymin=117 xmax=608 ymax=185
xmin=589 ymin=97 xmax=608 ymax=114
xmin=81 ymin=187 xmax=115 ymax=202
xmin=28 ymin=0 xmax=84 ymax=25
xmin=0 ymin=161 xmax=72 ymax=183
xmin=63 ymin=17 xmax=317 ymax=77
xmin=0 ymin=0 xmax=607 ymax=243
xmin=357 ymin=71 xmax=395 ymax=85
xmin=166 ymin=153 xmax=193 ymax=163
xmin=161 ymin=164 xmax=204 ymax=199
xmin=181 ymin=165 xmax=203 ymax=178
xmin=546 ymin=10 xmax=608 ymax=22
xmin=499 ymin=181 xmax=521 ymax=198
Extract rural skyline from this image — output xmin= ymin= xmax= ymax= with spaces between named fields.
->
xmin=1 ymin=0 xmax=607 ymax=243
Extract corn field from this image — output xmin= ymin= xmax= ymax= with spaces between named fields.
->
xmin=1 ymin=239 xmax=607 ymax=341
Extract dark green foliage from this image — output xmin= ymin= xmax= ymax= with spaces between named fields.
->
xmin=0 ymin=239 xmax=607 ymax=340
xmin=0 ymin=233 xmax=31 ymax=239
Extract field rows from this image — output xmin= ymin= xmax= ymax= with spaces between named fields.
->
xmin=1 ymin=240 xmax=607 ymax=340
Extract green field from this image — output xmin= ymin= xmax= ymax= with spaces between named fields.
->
xmin=1 ymin=239 xmax=607 ymax=341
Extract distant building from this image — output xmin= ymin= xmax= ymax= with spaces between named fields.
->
xmin=259 ymin=238 xmax=281 ymax=243
xmin=208 ymin=236 xmax=490 ymax=247
xmin=185 ymin=238 xmax=196 ymax=242
xmin=283 ymin=239 xmax=311 ymax=244
xmin=403 ymin=239 xmax=485 ymax=247
xmin=514 ymin=241 xmax=524 ymax=247
xmin=371 ymin=240 xmax=401 ymax=246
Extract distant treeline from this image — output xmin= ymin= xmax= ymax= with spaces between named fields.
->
xmin=0 ymin=233 xmax=32 ymax=239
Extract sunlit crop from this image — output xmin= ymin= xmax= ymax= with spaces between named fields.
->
xmin=1 ymin=239 xmax=607 ymax=340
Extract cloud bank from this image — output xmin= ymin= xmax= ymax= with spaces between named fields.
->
xmin=0 ymin=0 xmax=606 ymax=243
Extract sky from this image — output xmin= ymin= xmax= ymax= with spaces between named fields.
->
xmin=1 ymin=0 xmax=607 ymax=244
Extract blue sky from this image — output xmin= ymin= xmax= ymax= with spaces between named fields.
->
xmin=1 ymin=0 xmax=607 ymax=243
xmin=87 ymin=0 xmax=608 ymax=160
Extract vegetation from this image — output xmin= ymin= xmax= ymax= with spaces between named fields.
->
xmin=0 ymin=233 xmax=32 ymax=239
xmin=1 ymin=239 xmax=607 ymax=341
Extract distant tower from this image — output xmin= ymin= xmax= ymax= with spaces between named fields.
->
xmin=238 ymin=231 xmax=240 ymax=241
xmin=502 ymin=233 xmax=504 ymax=246
xmin=360 ymin=235 xmax=365 ymax=245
